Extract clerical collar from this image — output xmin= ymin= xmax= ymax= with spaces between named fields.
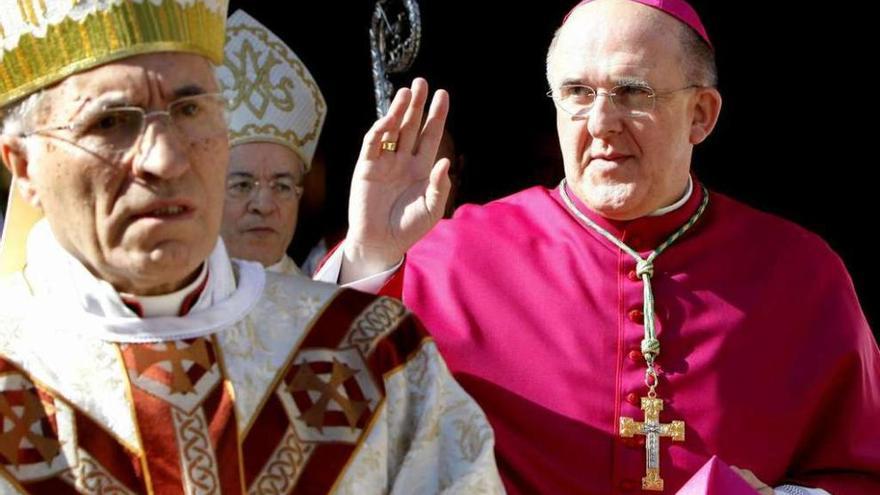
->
xmin=267 ymin=256 xmax=289 ymax=272
xmin=23 ymin=220 xmax=266 ymax=343
xmin=557 ymin=174 xmax=705 ymax=252
xmin=648 ymin=175 xmax=693 ymax=217
xmin=119 ymin=264 xmax=209 ymax=317
xmin=267 ymin=255 xmax=304 ymax=276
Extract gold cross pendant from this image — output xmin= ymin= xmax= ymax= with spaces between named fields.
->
xmin=620 ymin=396 xmax=685 ymax=491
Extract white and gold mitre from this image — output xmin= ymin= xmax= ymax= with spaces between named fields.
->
xmin=0 ymin=0 xmax=229 ymax=276
xmin=0 ymin=0 xmax=229 ymax=107
xmin=217 ymin=9 xmax=326 ymax=170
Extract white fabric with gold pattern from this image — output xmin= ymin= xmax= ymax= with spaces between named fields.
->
xmin=217 ymin=9 xmax=326 ymax=170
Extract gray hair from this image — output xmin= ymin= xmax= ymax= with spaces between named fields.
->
xmin=0 ymin=91 xmax=45 ymax=137
xmin=678 ymin=23 xmax=717 ymax=88
xmin=545 ymin=20 xmax=718 ymax=90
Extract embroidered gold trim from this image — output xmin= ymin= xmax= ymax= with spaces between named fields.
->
xmin=0 ymin=0 xmax=226 ymax=106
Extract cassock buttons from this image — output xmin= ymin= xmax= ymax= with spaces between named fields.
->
xmin=627 ymin=308 xmax=645 ymax=325
xmin=626 ymin=392 xmax=640 ymax=406
xmin=627 ymin=269 xmax=640 ymax=282
xmin=628 ymin=349 xmax=643 ymax=363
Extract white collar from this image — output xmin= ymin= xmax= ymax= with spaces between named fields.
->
xmin=648 ymin=175 xmax=694 ymax=217
xmin=24 ymin=220 xmax=265 ymax=343
xmin=267 ymin=255 xmax=303 ymax=276
xmin=119 ymin=263 xmax=208 ymax=317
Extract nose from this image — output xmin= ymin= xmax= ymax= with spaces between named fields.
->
xmin=586 ymin=91 xmax=624 ymax=139
xmin=131 ymin=116 xmax=191 ymax=180
xmin=247 ymin=184 xmax=277 ymax=216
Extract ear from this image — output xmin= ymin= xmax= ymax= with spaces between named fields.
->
xmin=689 ymin=87 xmax=722 ymax=145
xmin=0 ymin=134 xmax=41 ymax=209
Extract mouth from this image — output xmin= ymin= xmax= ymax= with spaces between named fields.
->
xmin=244 ymin=226 xmax=277 ymax=235
xmin=591 ymin=153 xmax=632 ymax=162
xmin=588 ymin=154 xmax=635 ymax=172
xmin=152 ymin=205 xmax=187 ymax=216
xmin=132 ymin=202 xmax=195 ymax=221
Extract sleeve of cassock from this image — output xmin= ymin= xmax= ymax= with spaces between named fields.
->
xmin=781 ymin=248 xmax=880 ymax=493
xmin=312 ymin=241 xmax=404 ymax=296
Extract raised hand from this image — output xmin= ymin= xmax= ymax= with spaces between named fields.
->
xmin=341 ymin=78 xmax=451 ymax=283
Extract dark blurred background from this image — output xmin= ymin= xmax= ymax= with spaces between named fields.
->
xmin=232 ymin=1 xmax=876 ymax=335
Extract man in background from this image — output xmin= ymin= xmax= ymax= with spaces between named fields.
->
xmin=219 ymin=10 xmax=326 ymax=276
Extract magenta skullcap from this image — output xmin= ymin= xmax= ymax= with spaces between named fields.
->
xmin=563 ymin=0 xmax=712 ymax=50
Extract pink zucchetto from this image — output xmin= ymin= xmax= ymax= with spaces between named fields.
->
xmin=563 ymin=0 xmax=713 ymax=49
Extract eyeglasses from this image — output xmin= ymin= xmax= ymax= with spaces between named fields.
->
xmin=547 ymin=83 xmax=702 ymax=117
xmin=226 ymin=175 xmax=304 ymax=201
xmin=20 ymin=93 xmax=228 ymax=163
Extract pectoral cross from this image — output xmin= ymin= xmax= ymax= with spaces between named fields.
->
xmin=620 ymin=396 xmax=685 ymax=491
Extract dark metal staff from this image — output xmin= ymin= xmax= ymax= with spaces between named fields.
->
xmin=369 ymin=0 xmax=422 ymax=118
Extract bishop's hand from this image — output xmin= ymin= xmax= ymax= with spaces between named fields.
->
xmin=730 ymin=465 xmax=775 ymax=495
xmin=341 ymin=78 xmax=451 ymax=283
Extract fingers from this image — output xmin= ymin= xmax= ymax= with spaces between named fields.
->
xmin=415 ymin=88 xmax=450 ymax=165
xmin=730 ymin=466 xmax=773 ymax=494
xmin=360 ymin=87 xmax=412 ymax=162
xmin=358 ymin=79 xmax=450 ymax=187
xmin=730 ymin=465 xmax=755 ymax=483
xmin=397 ymin=78 xmax=429 ymax=154
xmin=425 ymin=158 xmax=452 ymax=221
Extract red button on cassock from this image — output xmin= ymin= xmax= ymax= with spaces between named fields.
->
xmin=628 ymin=349 xmax=643 ymax=363
xmin=628 ymin=309 xmax=645 ymax=324
xmin=626 ymin=392 xmax=641 ymax=406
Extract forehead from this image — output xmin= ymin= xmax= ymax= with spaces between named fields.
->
xmin=229 ymin=141 xmax=305 ymax=177
xmin=47 ymin=52 xmax=218 ymax=109
xmin=552 ymin=1 xmax=685 ymax=84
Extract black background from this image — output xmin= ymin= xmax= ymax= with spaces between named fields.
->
xmin=229 ymin=1 xmax=877 ymax=337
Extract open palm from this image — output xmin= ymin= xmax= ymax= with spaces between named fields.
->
xmin=343 ymin=78 xmax=451 ymax=280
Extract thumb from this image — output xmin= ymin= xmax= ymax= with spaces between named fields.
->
xmin=425 ymin=158 xmax=452 ymax=221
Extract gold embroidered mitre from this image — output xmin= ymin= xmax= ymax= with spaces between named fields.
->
xmin=217 ymin=9 xmax=326 ymax=170
xmin=0 ymin=0 xmax=229 ymax=275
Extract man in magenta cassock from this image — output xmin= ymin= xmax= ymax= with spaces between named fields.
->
xmin=317 ymin=0 xmax=880 ymax=493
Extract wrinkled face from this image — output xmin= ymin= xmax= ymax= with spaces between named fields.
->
xmin=220 ymin=142 xmax=305 ymax=267
xmin=17 ymin=53 xmax=228 ymax=295
xmin=548 ymin=0 xmax=709 ymax=220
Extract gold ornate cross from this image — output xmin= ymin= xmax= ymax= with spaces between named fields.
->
xmin=620 ymin=396 xmax=685 ymax=491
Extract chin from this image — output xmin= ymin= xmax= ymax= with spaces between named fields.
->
xmin=578 ymin=181 xmax=638 ymax=214
xmin=141 ymin=241 xmax=206 ymax=277
xmin=254 ymin=249 xmax=284 ymax=267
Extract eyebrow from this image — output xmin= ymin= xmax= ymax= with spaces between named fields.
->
xmin=173 ymin=84 xmax=207 ymax=98
xmin=557 ymin=76 xmax=652 ymax=88
xmin=64 ymin=85 xmax=208 ymax=124
xmin=228 ymin=171 xmax=299 ymax=180
xmin=615 ymin=76 xmax=651 ymax=87
xmin=559 ymin=78 xmax=588 ymax=87
xmin=67 ymin=92 xmax=132 ymax=122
